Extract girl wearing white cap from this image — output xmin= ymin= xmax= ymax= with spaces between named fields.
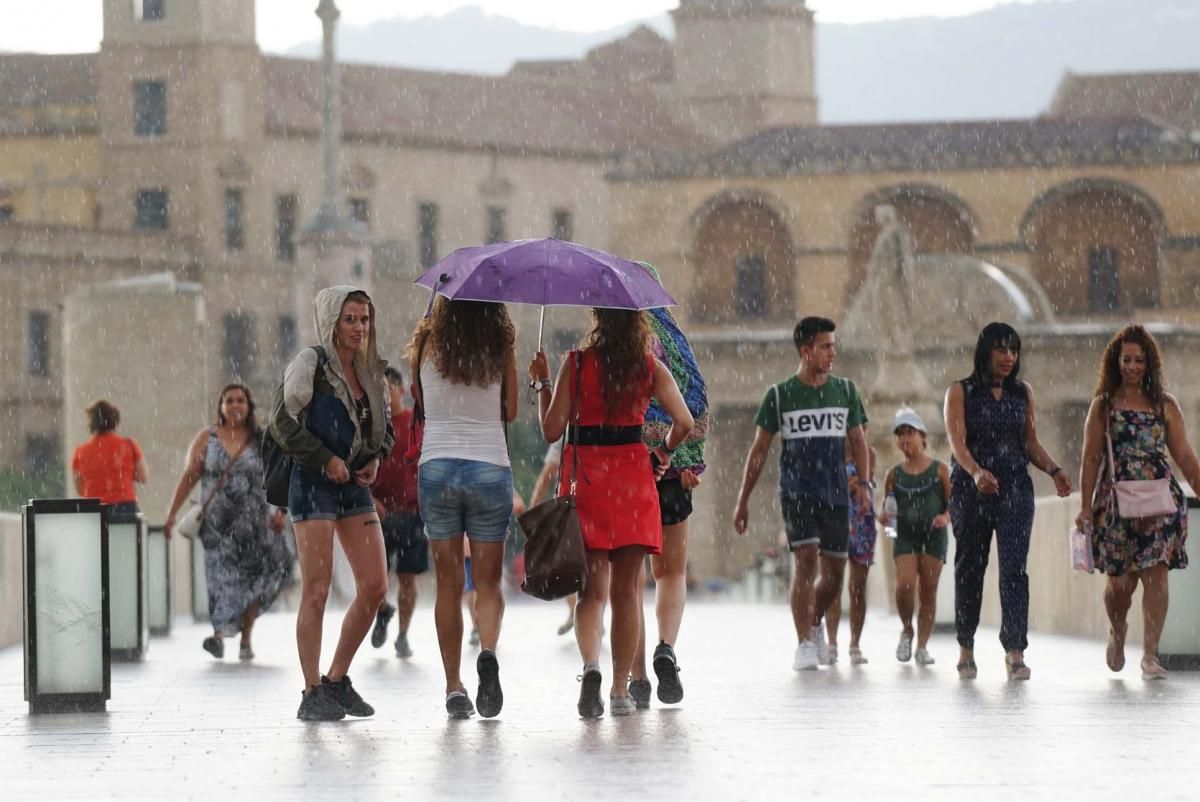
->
xmin=880 ymin=408 xmax=951 ymax=666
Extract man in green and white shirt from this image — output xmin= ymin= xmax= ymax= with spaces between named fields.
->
xmin=733 ymin=317 xmax=871 ymax=671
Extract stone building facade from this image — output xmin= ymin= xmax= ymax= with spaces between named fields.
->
xmin=2 ymin=0 xmax=1200 ymax=575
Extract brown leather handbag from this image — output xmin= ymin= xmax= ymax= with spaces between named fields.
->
xmin=518 ymin=352 xmax=587 ymax=601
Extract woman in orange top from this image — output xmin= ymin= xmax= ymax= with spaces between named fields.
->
xmin=71 ymin=399 xmax=149 ymax=514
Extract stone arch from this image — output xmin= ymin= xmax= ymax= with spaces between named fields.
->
xmin=846 ymin=184 xmax=977 ymax=301
xmin=1021 ymin=179 xmax=1165 ymax=314
xmin=686 ymin=190 xmax=797 ymax=325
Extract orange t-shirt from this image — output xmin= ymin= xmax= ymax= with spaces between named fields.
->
xmin=71 ymin=432 xmax=142 ymax=504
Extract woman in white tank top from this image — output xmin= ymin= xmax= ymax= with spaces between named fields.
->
xmin=406 ymin=298 xmax=518 ymax=720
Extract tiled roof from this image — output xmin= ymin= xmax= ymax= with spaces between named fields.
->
xmin=263 ymin=56 xmax=702 ymax=156
xmin=0 ymin=53 xmax=98 ymax=133
xmin=610 ymin=117 xmax=1200 ymax=180
xmin=1048 ymin=71 xmax=1200 ymax=133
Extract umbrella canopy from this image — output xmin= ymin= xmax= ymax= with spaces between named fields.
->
xmin=414 ymin=238 xmax=677 ymax=311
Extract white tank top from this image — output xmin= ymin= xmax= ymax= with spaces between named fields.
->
xmin=418 ymin=360 xmax=510 ymax=468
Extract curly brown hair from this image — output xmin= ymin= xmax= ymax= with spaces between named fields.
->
xmin=581 ymin=308 xmax=653 ymax=420
xmin=86 ymin=399 xmax=120 ymax=434
xmin=1093 ymin=324 xmax=1167 ymax=413
xmin=405 ymin=297 xmax=515 ymax=386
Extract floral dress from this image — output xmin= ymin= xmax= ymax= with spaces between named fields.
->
xmin=200 ymin=431 xmax=292 ymax=635
xmin=1090 ymin=408 xmax=1188 ymax=576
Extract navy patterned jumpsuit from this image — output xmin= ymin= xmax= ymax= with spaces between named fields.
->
xmin=950 ymin=377 xmax=1035 ymax=653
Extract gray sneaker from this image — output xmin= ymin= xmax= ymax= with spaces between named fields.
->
xmin=445 ymin=690 xmax=475 ymax=720
xmin=896 ymin=631 xmax=914 ymax=663
xmin=628 ymin=678 xmax=652 ymax=710
xmin=394 ymin=632 xmax=413 ymax=659
xmin=609 ymin=693 xmax=636 ymax=716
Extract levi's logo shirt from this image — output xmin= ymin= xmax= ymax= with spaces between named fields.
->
xmin=755 ymin=375 xmax=867 ymax=507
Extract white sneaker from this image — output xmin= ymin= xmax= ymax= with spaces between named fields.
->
xmin=793 ymin=641 xmax=819 ymax=671
xmin=826 ymin=644 xmax=839 ymax=665
xmin=914 ymin=648 xmax=935 ymax=666
xmin=896 ymin=631 xmax=914 ymax=662
xmin=812 ymin=625 xmax=830 ymax=665
xmin=849 ymin=646 xmax=869 ymax=665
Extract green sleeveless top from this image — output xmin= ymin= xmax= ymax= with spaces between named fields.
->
xmin=893 ymin=460 xmax=946 ymax=534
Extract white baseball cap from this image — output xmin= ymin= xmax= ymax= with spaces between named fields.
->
xmin=892 ymin=407 xmax=928 ymax=434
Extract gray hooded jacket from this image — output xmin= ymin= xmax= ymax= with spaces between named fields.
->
xmin=269 ymin=286 xmax=393 ymax=472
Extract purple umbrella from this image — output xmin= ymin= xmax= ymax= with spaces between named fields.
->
xmin=414 ymin=238 xmax=677 ymax=347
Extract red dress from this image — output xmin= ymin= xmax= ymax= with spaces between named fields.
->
xmin=557 ymin=350 xmax=662 ymax=554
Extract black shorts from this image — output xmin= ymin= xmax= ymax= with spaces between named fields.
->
xmin=657 ymin=477 xmax=694 ymax=526
xmin=782 ymin=496 xmax=849 ymax=558
xmin=382 ymin=511 xmax=429 ymax=575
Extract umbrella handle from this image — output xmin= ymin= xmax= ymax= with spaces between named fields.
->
xmin=537 ymin=306 xmax=545 ymax=352
xmin=424 ymin=273 xmax=449 ymax=319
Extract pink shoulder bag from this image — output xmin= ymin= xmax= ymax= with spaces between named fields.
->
xmin=1106 ymin=422 xmax=1175 ymax=519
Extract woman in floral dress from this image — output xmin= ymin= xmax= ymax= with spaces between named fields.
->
xmin=1077 ymin=325 xmax=1200 ymax=680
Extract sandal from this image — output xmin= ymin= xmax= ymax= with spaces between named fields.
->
xmin=956 ymin=659 xmax=977 ymax=679
xmin=1005 ymin=654 xmax=1031 ymax=681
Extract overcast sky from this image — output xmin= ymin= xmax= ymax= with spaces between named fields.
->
xmin=1 ymin=0 xmax=1040 ymax=54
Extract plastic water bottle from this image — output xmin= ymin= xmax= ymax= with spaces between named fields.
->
xmin=883 ymin=492 xmax=898 ymax=539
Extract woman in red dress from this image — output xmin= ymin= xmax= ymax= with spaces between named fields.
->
xmin=530 ymin=309 xmax=693 ymax=718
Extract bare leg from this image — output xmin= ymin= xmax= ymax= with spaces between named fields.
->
xmin=916 ymin=555 xmax=943 ymax=650
xmin=468 ymin=539 xmax=506 ymax=652
xmin=294 ymin=520 xmax=336 ymax=689
xmin=632 ymin=563 xmax=648 ymax=682
xmin=1141 ymin=564 xmax=1170 ymax=676
xmin=847 ymin=561 xmax=869 ymax=649
xmin=239 ymin=602 xmax=260 ymax=650
xmin=813 ymin=554 xmax=848 ymax=626
xmin=326 ymin=512 xmax=388 ymax=681
xmin=653 ymin=520 xmax=689 ymax=647
xmin=790 ymin=545 xmax=818 ymax=643
xmin=1104 ymin=573 xmax=1136 ymax=672
xmin=895 ymin=554 xmax=918 ymax=637
xmin=825 ymin=596 xmax=842 ymax=648
xmin=576 ymin=551 xmax=611 ymax=666
xmin=608 ymin=546 xmax=648 ymax=697
xmin=430 ymin=538 xmax=466 ymax=693
xmin=396 ymin=574 xmax=417 ymax=634
xmin=464 ymin=591 xmax=478 ymax=631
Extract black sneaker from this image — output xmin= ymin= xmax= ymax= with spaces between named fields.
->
xmin=629 ymin=678 xmax=652 ymax=710
xmin=476 ymin=650 xmax=504 ymax=718
xmin=297 ymin=685 xmax=346 ymax=722
xmin=202 ymin=636 xmax=224 ymax=659
xmin=321 ymin=674 xmax=374 ymax=717
xmin=577 ymin=667 xmax=604 ymax=719
xmin=653 ymin=641 xmax=684 ymax=704
xmin=371 ymin=603 xmax=395 ymax=649
xmin=446 ymin=690 xmax=475 ymax=720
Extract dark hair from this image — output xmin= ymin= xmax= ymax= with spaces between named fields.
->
xmin=971 ymin=322 xmax=1023 ymax=387
xmin=793 ymin=317 xmax=836 ymax=350
xmin=405 ymin=298 xmax=515 ymax=387
xmin=86 ymin=399 xmax=120 ymax=434
xmin=582 ymin=308 xmax=653 ymax=420
xmin=1094 ymin=324 xmax=1167 ymax=414
xmin=216 ymin=383 xmax=260 ymax=437
xmin=384 ymin=366 xmax=404 ymax=385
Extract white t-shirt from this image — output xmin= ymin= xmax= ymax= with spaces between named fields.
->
xmin=418 ymin=361 xmax=510 ymax=468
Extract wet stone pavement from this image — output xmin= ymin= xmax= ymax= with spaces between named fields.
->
xmin=2 ymin=600 xmax=1197 ymax=801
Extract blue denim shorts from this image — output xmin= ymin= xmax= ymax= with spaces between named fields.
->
xmin=418 ymin=458 xmax=512 ymax=543
xmin=288 ymin=463 xmax=376 ymax=522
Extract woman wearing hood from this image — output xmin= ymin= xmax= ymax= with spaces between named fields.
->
xmin=270 ymin=286 xmax=394 ymax=722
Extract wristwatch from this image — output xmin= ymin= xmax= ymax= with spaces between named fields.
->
xmin=529 ymin=377 xmax=552 ymax=393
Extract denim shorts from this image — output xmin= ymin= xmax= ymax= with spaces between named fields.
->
xmin=418 ymin=458 xmax=512 ymax=543
xmin=288 ymin=463 xmax=376 ymax=522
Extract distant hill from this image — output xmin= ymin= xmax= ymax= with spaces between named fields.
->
xmin=285 ymin=0 xmax=1200 ymax=124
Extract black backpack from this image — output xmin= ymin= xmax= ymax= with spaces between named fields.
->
xmin=261 ymin=346 xmax=327 ymax=508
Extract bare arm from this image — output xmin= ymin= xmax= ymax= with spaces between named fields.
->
xmin=847 ymin=425 xmax=871 ymax=506
xmin=1164 ymin=394 xmax=1200 ymax=493
xmin=72 ymin=470 xmax=84 ymax=496
xmin=164 ymin=428 xmax=210 ymax=536
xmin=1077 ymin=397 xmax=1107 ymax=521
xmin=933 ymin=461 xmax=953 ymax=527
xmin=733 ymin=427 xmax=775 ymax=535
xmin=503 ymin=349 xmax=519 ymax=423
xmin=539 ymin=356 xmax=575 ymax=443
xmin=133 ymin=458 xmax=149 ymax=484
xmin=945 ymin=382 xmax=999 ymax=495
xmin=651 ymin=358 xmax=694 ymax=451
xmin=1023 ymin=382 xmax=1072 ymax=496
